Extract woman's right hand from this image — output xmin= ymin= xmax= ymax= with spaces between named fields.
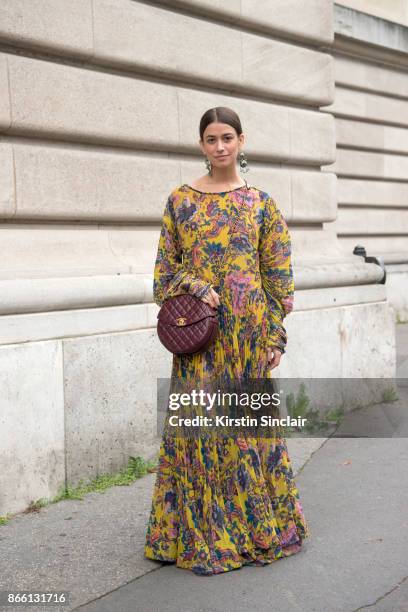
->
xmin=201 ymin=287 xmax=220 ymax=309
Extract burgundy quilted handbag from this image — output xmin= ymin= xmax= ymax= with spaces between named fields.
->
xmin=156 ymin=178 xmax=248 ymax=355
xmin=157 ymin=294 xmax=218 ymax=355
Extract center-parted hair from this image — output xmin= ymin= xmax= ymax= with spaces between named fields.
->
xmin=199 ymin=107 xmax=243 ymax=140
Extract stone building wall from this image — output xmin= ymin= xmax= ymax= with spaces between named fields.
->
xmin=0 ymin=1 xmax=394 ymax=516
xmin=323 ymin=3 xmax=408 ymax=320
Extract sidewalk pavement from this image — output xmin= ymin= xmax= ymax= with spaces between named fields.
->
xmin=0 ymin=324 xmax=407 ymax=612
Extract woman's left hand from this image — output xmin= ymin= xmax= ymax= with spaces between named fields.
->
xmin=266 ymin=347 xmax=282 ymax=369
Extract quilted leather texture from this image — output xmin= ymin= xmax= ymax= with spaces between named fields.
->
xmin=157 ymin=294 xmax=218 ymax=355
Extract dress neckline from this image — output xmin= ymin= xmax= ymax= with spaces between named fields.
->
xmin=183 ymin=179 xmax=249 ymax=195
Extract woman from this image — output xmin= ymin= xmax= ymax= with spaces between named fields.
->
xmin=144 ymin=106 xmax=310 ymax=575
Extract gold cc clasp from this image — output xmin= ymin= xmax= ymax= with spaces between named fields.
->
xmin=176 ymin=317 xmax=187 ymax=326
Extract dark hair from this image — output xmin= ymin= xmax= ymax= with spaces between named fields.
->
xmin=199 ymin=107 xmax=243 ymax=140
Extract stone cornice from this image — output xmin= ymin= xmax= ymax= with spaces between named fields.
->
xmin=332 ymin=4 xmax=408 ymax=66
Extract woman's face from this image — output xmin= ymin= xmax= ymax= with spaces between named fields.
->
xmin=200 ymin=122 xmax=244 ymax=170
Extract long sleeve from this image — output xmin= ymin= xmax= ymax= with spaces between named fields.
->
xmin=258 ymin=195 xmax=294 ymax=354
xmin=153 ymin=195 xmax=213 ymax=307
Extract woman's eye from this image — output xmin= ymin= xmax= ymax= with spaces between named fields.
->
xmin=207 ymin=137 xmax=232 ymax=143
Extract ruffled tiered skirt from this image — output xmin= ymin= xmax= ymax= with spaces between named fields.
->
xmin=144 ymin=428 xmax=310 ymax=575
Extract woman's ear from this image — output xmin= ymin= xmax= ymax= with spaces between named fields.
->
xmin=198 ymin=139 xmax=205 ymax=155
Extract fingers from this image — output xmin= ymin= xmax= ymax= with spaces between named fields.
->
xmin=201 ymin=288 xmax=220 ymax=309
xmin=211 ymin=289 xmax=220 ymax=307
xmin=267 ymin=347 xmax=282 ymax=370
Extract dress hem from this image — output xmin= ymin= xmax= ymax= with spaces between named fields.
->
xmin=144 ymin=532 xmax=309 ymax=576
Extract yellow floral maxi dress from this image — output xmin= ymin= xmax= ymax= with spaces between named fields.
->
xmin=144 ymin=182 xmax=310 ymax=575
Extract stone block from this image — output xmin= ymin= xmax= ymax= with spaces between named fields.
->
xmin=289 ymin=108 xmax=335 ymax=164
xmin=280 ymin=306 xmax=343 ymax=377
xmin=280 ymin=300 xmax=395 ymax=379
xmin=9 ymin=141 xmax=179 ymax=221
xmin=0 ymin=54 xmax=11 ymax=130
xmin=325 ymin=149 xmax=408 ymax=181
xmin=6 ymin=53 xmax=179 ymax=146
xmin=294 ymin=284 xmax=386 ymax=311
xmin=338 ymin=178 xmax=408 ymax=207
xmin=63 ymin=329 xmax=171 ymax=486
xmin=340 ymin=301 xmax=395 ymax=378
xmin=242 ymin=31 xmax=333 ymax=104
xmin=291 ymin=229 xmax=349 ymax=262
xmin=0 ymin=228 xmax=130 ymax=280
xmin=0 ymin=341 xmax=65 ymax=516
xmin=0 ymin=0 xmax=93 ymax=57
xmin=323 ymin=86 xmax=408 ymax=126
xmin=241 ymin=0 xmax=333 ymax=44
xmin=160 ymin=0 xmax=333 ymax=44
xmin=291 ymin=170 xmax=337 ymax=222
xmin=108 ymin=229 xmax=158 ymax=273
xmin=333 ymin=207 xmax=408 ymax=234
xmin=0 ymin=303 xmax=153 ymax=345
xmin=334 ymin=2 xmax=408 ymax=46
xmin=93 ymin=0 xmax=241 ymax=84
xmin=293 ymin=260 xmax=384 ymax=290
xmin=334 ymin=54 xmax=408 ymax=98
xmin=0 ymin=275 xmax=150 ymax=316
xmin=336 ymin=118 xmax=408 ymax=155
xmin=0 ymin=143 xmax=15 ymax=218
xmin=385 ymin=267 xmax=408 ymax=322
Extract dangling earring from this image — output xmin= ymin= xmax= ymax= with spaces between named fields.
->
xmin=238 ymin=151 xmax=249 ymax=173
xmin=205 ymin=157 xmax=212 ymax=175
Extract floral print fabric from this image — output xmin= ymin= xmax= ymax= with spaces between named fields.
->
xmin=144 ymin=184 xmax=310 ymax=575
